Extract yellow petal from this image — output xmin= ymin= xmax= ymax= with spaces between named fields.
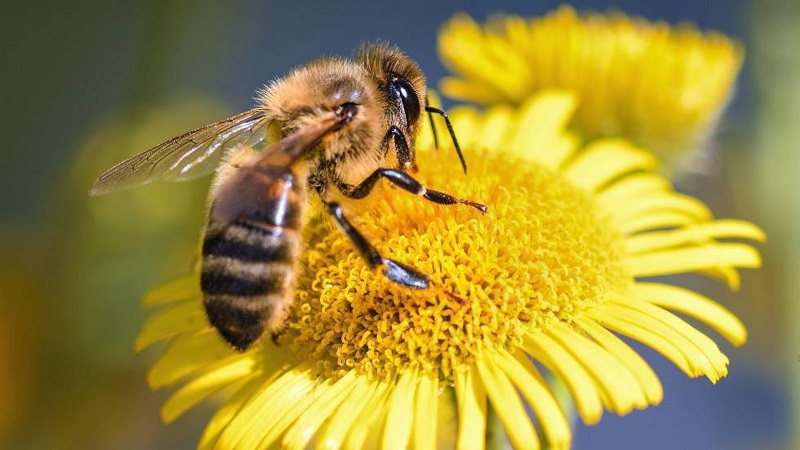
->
xmin=596 ymin=303 xmax=729 ymax=382
xmin=612 ymin=300 xmax=730 ymax=383
xmin=627 ymin=243 xmax=761 ymax=277
xmin=143 ymin=274 xmax=199 ymax=306
xmin=343 ymin=381 xmax=392 ymax=450
xmin=575 ymin=316 xmax=663 ymax=404
xmin=282 ymin=370 xmax=360 ymax=450
xmin=624 ymin=220 xmax=766 ymax=254
xmin=588 ymin=308 xmax=693 ymax=377
xmin=439 ymin=16 xmax=503 ymax=93
xmin=381 ymin=369 xmax=417 ymax=450
xmin=198 ymin=376 xmax=266 ymax=450
xmin=482 ymin=34 xmax=531 ymax=98
xmin=440 ymin=78 xmax=507 ymax=105
xmin=135 ymin=300 xmax=205 ymax=351
xmin=317 ymin=377 xmax=378 ymax=449
xmin=506 ymin=92 xmax=578 ymax=169
xmin=523 ymin=332 xmax=603 ymax=424
xmin=147 ymin=331 xmax=236 ymax=388
xmin=611 ymin=193 xmax=711 ymax=228
xmin=547 ymin=322 xmax=649 ymax=414
xmin=617 ymin=210 xmax=698 ymax=234
xmin=412 ymin=373 xmax=439 ymax=450
xmin=596 ymin=173 xmax=671 ymax=210
xmin=631 ymin=282 xmax=747 ymax=345
xmin=477 ymin=105 xmax=515 ymax=151
xmin=698 ymin=266 xmax=742 ymax=290
xmin=454 ymin=366 xmax=487 ymax=450
xmin=162 ymin=356 xmax=255 ymax=423
xmin=497 ymin=350 xmax=571 ymax=449
xmin=563 ymin=139 xmax=658 ymax=192
xmin=475 ymin=354 xmax=540 ymax=449
xmin=217 ymin=363 xmax=317 ymax=449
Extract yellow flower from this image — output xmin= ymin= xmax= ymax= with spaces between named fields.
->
xmin=438 ymin=6 xmax=744 ymax=168
xmin=136 ymin=91 xmax=763 ymax=449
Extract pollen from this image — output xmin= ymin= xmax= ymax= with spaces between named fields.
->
xmin=289 ymin=149 xmax=630 ymax=382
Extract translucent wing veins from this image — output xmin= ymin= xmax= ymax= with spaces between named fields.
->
xmin=89 ymin=109 xmax=268 ymax=195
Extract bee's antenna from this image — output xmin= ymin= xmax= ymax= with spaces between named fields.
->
xmin=425 ymin=105 xmax=467 ymax=174
xmin=425 ymin=96 xmax=441 ymax=151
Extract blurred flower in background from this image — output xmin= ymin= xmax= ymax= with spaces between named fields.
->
xmin=438 ymin=5 xmax=744 ymax=171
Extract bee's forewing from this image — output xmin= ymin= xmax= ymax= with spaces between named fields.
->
xmin=89 ymin=109 xmax=268 ymax=195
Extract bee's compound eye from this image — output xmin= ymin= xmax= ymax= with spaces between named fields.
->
xmin=389 ymin=75 xmax=420 ymax=126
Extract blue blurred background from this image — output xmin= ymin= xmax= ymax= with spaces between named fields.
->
xmin=1 ymin=1 xmax=795 ymax=448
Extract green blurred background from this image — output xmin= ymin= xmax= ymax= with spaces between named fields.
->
xmin=1 ymin=0 xmax=796 ymax=448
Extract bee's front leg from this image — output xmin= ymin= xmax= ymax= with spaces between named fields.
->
xmin=340 ymin=168 xmax=487 ymax=213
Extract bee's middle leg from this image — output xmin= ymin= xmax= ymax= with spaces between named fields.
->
xmin=324 ymin=201 xmax=429 ymax=289
xmin=341 ymin=168 xmax=487 ymax=213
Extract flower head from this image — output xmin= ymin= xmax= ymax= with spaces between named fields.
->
xmin=137 ymin=91 xmax=762 ymax=449
xmin=438 ymin=6 xmax=744 ymax=168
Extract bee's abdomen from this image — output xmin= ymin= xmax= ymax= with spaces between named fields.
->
xmin=203 ymin=220 xmax=297 ymax=263
xmin=201 ymin=214 xmax=302 ymax=351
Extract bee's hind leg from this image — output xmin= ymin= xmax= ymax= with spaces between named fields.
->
xmin=324 ymin=201 xmax=429 ymax=289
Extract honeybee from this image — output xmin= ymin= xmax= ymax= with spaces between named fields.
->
xmin=91 ymin=43 xmax=486 ymax=351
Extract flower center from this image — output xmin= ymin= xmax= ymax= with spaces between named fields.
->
xmin=287 ymin=149 xmax=629 ymax=382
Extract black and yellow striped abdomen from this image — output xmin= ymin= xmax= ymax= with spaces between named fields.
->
xmin=201 ymin=168 xmax=306 ymax=351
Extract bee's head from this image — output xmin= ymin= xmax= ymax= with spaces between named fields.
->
xmin=357 ymin=43 xmax=426 ymax=172
xmin=358 ymin=43 xmax=468 ymax=175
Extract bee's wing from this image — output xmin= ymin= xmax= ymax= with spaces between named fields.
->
xmin=211 ymin=109 xmax=349 ymax=225
xmin=89 ymin=109 xmax=269 ymax=195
